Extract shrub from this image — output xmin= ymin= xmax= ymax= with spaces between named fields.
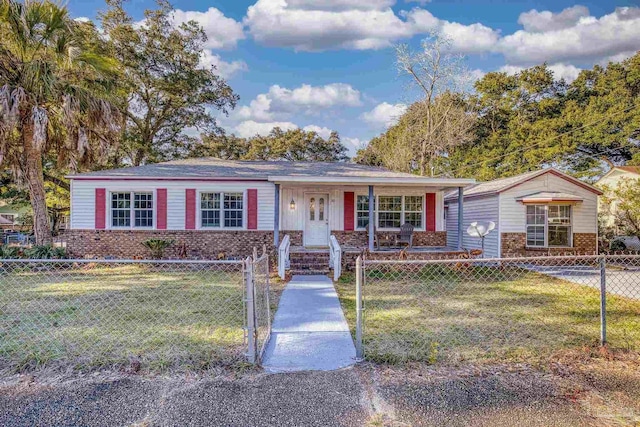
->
xmin=141 ymin=239 xmax=174 ymax=259
xmin=0 ymin=245 xmax=21 ymax=259
xmin=610 ymin=239 xmax=627 ymax=252
xmin=24 ymin=245 xmax=67 ymax=259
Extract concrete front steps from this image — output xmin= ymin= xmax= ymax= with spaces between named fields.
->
xmin=289 ymin=250 xmax=330 ymax=275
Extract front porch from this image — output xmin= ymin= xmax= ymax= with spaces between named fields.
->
xmin=271 ymin=174 xmax=474 ymax=278
xmin=286 ymin=243 xmax=474 ymax=276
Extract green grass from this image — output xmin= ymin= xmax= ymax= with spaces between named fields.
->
xmin=335 ymin=265 xmax=640 ymax=364
xmin=0 ymin=264 xmax=246 ymax=373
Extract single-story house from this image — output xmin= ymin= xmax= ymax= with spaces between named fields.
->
xmin=444 ymin=168 xmax=602 ymax=258
xmin=65 ymin=158 xmax=474 ymax=261
xmin=0 ymin=201 xmax=27 ymax=231
xmin=595 ymin=165 xmax=640 ymax=232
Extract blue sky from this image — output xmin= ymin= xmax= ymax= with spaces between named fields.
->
xmin=69 ymin=0 xmax=640 ymax=156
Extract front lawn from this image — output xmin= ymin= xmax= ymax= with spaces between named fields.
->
xmin=335 ymin=265 xmax=640 ymax=364
xmin=0 ymin=263 xmax=246 ymax=373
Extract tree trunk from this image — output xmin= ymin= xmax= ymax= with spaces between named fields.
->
xmin=23 ymin=124 xmax=52 ymax=245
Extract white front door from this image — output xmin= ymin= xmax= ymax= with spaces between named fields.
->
xmin=304 ymin=193 xmax=329 ymax=247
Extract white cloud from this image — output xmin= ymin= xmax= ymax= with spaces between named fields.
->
xmin=235 ymin=83 xmax=362 ymax=122
xmin=172 ymin=7 xmax=245 ymax=50
xmin=342 ymin=137 xmax=366 ymax=156
xmin=233 ymin=121 xmax=339 ymax=140
xmin=405 ymin=10 xmax=500 ymax=53
xmin=547 ymin=63 xmax=583 ymax=83
xmin=234 ymin=120 xmax=298 ymax=138
xmin=74 ymin=17 xmax=91 ymax=23
xmin=498 ymin=7 xmax=640 ymax=65
xmin=199 ymin=51 xmax=248 ymax=79
xmin=270 ymin=83 xmax=362 ymax=109
xmin=244 ymin=0 xmax=499 ymax=52
xmin=499 ymin=63 xmax=582 ymax=83
xmin=517 ymin=5 xmax=590 ymax=33
xmin=469 ymin=69 xmax=486 ymax=82
xmin=361 ymin=102 xmax=407 ymax=128
xmin=286 ymin=0 xmax=395 ymax=11
xmin=303 ymin=125 xmax=333 ymax=139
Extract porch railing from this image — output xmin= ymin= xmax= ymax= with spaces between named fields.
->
xmin=329 ymin=235 xmax=342 ymax=281
xmin=278 ymin=234 xmax=290 ymax=280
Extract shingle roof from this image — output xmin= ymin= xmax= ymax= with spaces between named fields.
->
xmin=444 ymin=168 xmax=602 ymax=200
xmin=69 ymin=158 xmax=429 ymax=180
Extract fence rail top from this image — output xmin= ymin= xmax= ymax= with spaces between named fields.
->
xmin=0 ymin=258 xmax=245 ymax=265
xmin=363 ymin=254 xmax=640 ymax=266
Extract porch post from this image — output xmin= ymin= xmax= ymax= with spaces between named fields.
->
xmin=457 ymin=186 xmax=464 ymax=250
xmin=368 ymin=185 xmax=374 ymax=251
xmin=274 ymin=183 xmax=280 ymax=247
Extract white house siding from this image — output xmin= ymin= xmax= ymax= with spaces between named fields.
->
xmin=445 ymin=195 xmax=500 ymax=258
xmin=499 ymin=173 xmax=598 ymax=234
xmin=279 ymin=185 xmax=446 ymax=232
xmin=70 ymin=180 xmax=275 ymax=231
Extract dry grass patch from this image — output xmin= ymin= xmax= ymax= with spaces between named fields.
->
xmin=336 ymin=265 xmax=640 ymax=365
xmin=0 ymin=264 xmax=245 ymax=374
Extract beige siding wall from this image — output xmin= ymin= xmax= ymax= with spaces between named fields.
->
xmin=499 ymin=173 xmax=598 ymax=234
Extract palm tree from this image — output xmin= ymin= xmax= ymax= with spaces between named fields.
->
xmin=0 ymin=0 xmax=120 ymax=244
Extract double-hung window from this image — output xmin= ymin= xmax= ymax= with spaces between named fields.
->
xmin=526 ymin=205 xmax=572 ymax=247
xmin=403 ymin=196 xmax=423 ymax=228
xmin=371 ymin=195 xmax=424 ymax=229
xmin=356 ymin=195 xmax=375 ymax=229
xmin=200 ymin=192 xmax=244 ymax=228
xmin=111 ymin=191 xmax=153 ymax=228
xmin=378 ymin=196 xmax=402 ymax=228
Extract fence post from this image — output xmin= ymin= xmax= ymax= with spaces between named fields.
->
xmin=599 ymin=255 xmax=607 ymax=346
xmin=355 ymin=256 xmax=364 ymax=359
xmin=244 ymin=257 xmax=257 ymax=364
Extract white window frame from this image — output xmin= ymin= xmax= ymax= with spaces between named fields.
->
xmin=108 ymin=190 xmax=155 ymax=229
xmin=356 ymin=195 xmax=374 ymax=230
xmin=525 ymin=204 xmax=573 ymax=248
xmin=197 ymin=190 xmax=246 ymax=230
xmin=355 ymin=194 xmax=425 ymax=231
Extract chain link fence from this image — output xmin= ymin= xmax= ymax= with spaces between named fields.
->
xmin=350 ymin=255 xmax=640 ymax=364
xmin=0 ymin=258 xmax=256 ymax=374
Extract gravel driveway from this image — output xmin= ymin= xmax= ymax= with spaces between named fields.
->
xmin=0 ymin=365 xmax=602 ymax=427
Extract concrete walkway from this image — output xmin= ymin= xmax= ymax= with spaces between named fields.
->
xmin=262 ymin=275 xmax=357 ymax=373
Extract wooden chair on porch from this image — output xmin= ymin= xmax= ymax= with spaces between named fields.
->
xmin=395 ymin=223 xmax=415 ymax=249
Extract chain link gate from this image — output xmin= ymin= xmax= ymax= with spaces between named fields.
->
xmin=244 ymin=246 xmax=275 ymax=364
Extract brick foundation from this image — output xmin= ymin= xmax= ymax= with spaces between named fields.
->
xmin=331 ymin=230 xmax=447 ymax=248
xmin=63 ymin=229 xmax=275 ymax=260
xmin=500 ymin=232 xmax=598 ymax=257
xmin=281 ymin=230 xmax=303 ymax=246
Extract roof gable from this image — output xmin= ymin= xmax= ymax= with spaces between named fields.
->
xmin=446 ymin=168 xmax=602 ymax=200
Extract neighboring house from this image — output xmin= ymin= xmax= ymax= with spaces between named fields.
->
xmin=595 ymin=166 xmax=640 ymax=231
xmin=65 ymin=158 xmax=474 ymax=259
xmin=0 ymin=201 xmax=25 ymax=231
xmin=444 ymin=168 xmax=602 ymax=258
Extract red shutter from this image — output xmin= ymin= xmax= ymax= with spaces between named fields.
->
xmin=426 ymin=193 xmax=436 ymax=231
xmin=157 ymin=189 xmax=167 ymax=230
xmin=95 ymin=188 xmax=106 ymax=229
xmin=344 ymin=192 xmax=355 ymax=231
xmin=185 ymin=189 xmax=196 ymax=230
xmin=247 ymin=189 xmax=258 ymax=230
